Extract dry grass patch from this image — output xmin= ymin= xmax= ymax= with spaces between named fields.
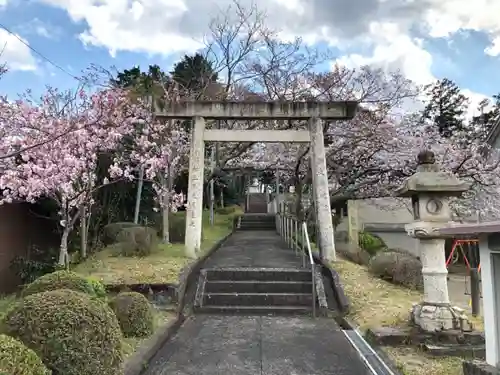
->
xmin=74 ymin=210 xmax=239 ymax=285
xmin=385 ymin=347 xmax=463 ymax=375
xmin=334 ymin=257 xmax=420 ymax=331
xmin=334 ymin=256 xmax=482 ymax=375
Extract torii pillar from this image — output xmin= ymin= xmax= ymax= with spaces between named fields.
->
xmin=309 ymin=117 xmax=336 ymax=262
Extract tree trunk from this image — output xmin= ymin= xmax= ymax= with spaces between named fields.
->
xmin=80 ymin=205 xmax=87 ymax=259
xmin=161 ymin=168 xmax=172 ymax=244
xmin=58 ymin=226 xmax=71 ymax=268
xmin=134 ymin=165 xmax=145 ymax=224
xmin=295 ymin=181 xmax=304 ymax=220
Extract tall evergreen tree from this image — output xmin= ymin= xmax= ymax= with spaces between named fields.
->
xmin=422 ymin=78 xmax=469 ymax=138
xmin=171 ymin=53 xmax=218 ymax=97
xmin=470 ymin=95 xmax=500 ymax=141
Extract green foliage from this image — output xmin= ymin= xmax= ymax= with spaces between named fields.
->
xmin=369 ymin=251 xmax=423 ymax=290
xmin=22 ymin=270 xmax=96 ymax=298
xmin=215 ymin=204 xmax=241 ymax=215
xmin=1 ymin=289 xmax=123 ymax=375
xmin=167 ymin=214 xmax=187 ymax=243
xmin=422 ymin=78 xmax=468 ymax=138
xmin=358 ymin=232 xmax=386 ymax=256
xmin=109 ymin=292 xmax=154 ymax=338
xmin=114 ymin=226 xmax=159 ymax=257
xmin=86 ymin=277 xmax=107 ymax=298
xmin=10 ymin=245 xmax=59 ymax=285
xmin=0 ymin=334 xmax=51 ymax=375
xmin=171 ymin=53 xmax=218 ymax=95
xmin=102 ymin=222 xmax=140 ymax=246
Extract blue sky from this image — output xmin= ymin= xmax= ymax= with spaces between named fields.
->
xmin=1 ymin=0 xmax=500 ymax=114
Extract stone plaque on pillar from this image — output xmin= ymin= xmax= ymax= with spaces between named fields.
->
xmin=396 ymin=149 xmax=472 ymax=332
xmin=347 ymin=200 xmax=359 ymax=250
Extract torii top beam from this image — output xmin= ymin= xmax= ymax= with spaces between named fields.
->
xmin=154 ymin=100 xmax=359 ymax=120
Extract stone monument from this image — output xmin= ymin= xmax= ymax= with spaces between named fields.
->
xmin=396 ymin=149 xmax=473 ymax=332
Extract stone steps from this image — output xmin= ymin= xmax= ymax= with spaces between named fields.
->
xmin=195 ymin=267 xmax=316 ymax=316
xmin=239 ymin=214 xmax=276 ymax=231
xmin=205 ymin=280 xmax=313 ymax=294
xmin=204 ymin=292 xmax=313 ymax=306
xmin=205 ymin=268 xmax=312 ymax=282
xmin=196 ymin=305 xmax=312 ymax=315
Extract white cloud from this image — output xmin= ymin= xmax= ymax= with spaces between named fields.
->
xmin=336 ymin=22 xmax=434 ymax=86
xmin=421 ymin=0 xmax=500 ymax=56
xmin=35 ymin=0 xmax=497 ymax=115
xmin=17 ymin=18 xmax=62 ymax=40
xmin=0 ymin=29 xmax=36 ymax=71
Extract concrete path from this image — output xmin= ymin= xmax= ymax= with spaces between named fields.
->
xmin=204 ymin=230 xmax=305 ymax=269
xmin=143 ymin=231 xmax=370 ymax=375
xmin=145 ymin=316 xmax=370 ymax=375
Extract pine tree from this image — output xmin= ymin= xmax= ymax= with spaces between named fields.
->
xmin=422 ymin=78 xmax=469 ymax=138
xmin=470 ymin=95 xmax=500 ymax=141
xmin=171 ymin=53 xmax=218 ymax=97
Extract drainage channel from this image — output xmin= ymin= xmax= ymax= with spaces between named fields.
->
xmin=334 ymin=316 xmax=397 ymax=375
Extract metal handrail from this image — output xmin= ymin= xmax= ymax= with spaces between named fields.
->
xmin=276 ymin=211 xmax=316 ymax=318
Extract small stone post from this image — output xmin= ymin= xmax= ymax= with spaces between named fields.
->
xmin=185 ymin=116 xmax=206 ymax=259
xmin=309 ymin=117 xmax=336 ymax=262
xmin=397 ymin=150 xmax=473 ymax=332
xmin=347 ymin=200 xmax=360 ymax=252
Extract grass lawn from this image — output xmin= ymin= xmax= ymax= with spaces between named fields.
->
xmin=73 ymin=209 xmax=241 ymax=285
xmin=334 ymin=257 xmax=483 ymax=375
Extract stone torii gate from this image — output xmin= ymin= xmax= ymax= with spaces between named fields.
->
xmin=155 ymin=101 xmax=358 ymax=261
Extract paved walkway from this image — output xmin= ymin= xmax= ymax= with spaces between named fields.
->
xmin=204 ymin=231 xmax=305 ymax=268
xmin=144 ymin=231 xmax=370 ymax=375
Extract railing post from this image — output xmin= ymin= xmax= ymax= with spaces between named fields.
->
xmin=285 ymin=216 xmax=288 ymax=243
xmin=301 ymin=222 xmax=306 ymax=267
xmin=293 ymin=219 xmax=299 ymax=254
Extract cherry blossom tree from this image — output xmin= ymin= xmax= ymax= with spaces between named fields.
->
xmin=109 ymin=115 xmax=188 ymax=243
xmin=0 ymin=87 xmax=148 ymax=266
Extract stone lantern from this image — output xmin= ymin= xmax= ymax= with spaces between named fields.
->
xmin=396 ymin=149 xmax=472 ymax=332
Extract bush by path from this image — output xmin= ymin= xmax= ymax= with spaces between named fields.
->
xmin=2 ymin=289 xmax=123 ymax=375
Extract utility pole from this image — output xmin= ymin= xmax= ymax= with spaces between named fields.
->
xmin=469 ymin=210 xmax=482 ymax=316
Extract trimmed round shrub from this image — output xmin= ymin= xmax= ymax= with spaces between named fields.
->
xmin=0 ymin=334 xmax=51 ymax=375
xmin=369 ymin=251 xmax=401 ymax=280
xmin=392 ymin=255 xmax=423 ymax=289
xmin=369 ymin=251 xmax=423 ymax=289
xmin=114 ymin=226 xmax=158 ymax=257
xmin=22 ymin=270 xmax=95 ymax=297
xmin=359 ymin=232 xmax=386 ymax=256
xmin=103 ymin=222 xmax=140 ymax=245
xmin=341 ymin=247 xmax=372 ymax=266
xmin=2 ymin=289 xmax=123 ymax=375
xmin=109 ymin=292 xmax=154 ymax=338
